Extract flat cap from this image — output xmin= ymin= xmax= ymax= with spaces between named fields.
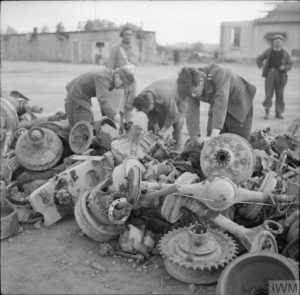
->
xmin=272 ymin=34 xmax=284 ymax=41
xmin=119 ymin=26 xmax=133 ymax=37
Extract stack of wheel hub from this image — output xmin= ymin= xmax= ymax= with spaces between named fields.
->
xmin=15 ymin=127 xmax=63 ymax=171
xmin=200 ymin=133 xmax=255 ymax=184
xmin=159 ymin=224 xmax=238 ymax=284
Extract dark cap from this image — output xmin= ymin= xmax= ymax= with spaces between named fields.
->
xmin=119 ymin=26 xmax=133 ymax=37
xmin=272 ymin=34 xmax=284 ymax=41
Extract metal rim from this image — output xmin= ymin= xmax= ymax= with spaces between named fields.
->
xmin=69 ymin=120 xmax=94 ymax=154
xmin=216 ymin=252 xmax=299 ymax=295
xmin=200 ymin=133 xmax=255 ymax=184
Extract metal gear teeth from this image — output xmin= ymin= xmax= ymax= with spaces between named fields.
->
xmin=159 ymin=226 xmax=238 ymax=271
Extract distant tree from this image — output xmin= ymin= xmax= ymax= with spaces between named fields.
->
xmin=121 ymin=22 xmax=140 ymax=30
xmin=56 ymin=22 xmax=65 ymax=33
xmin=190 ymin=41 xmax=205 ymax=53
xmin=41 ymin=25 xmax=49 ymax=33
xmin=83 ymin=19 xmax=119 ymax=31
xmin=5 ymin=26 xmax=18 ymax=34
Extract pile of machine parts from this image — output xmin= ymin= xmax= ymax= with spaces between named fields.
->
xmin=1 ymin=92 xmax=299 ymax=293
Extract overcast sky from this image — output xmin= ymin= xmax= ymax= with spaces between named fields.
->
xmin=1 ymin=1 xmax=276 ymax=44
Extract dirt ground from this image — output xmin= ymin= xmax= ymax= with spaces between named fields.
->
xmin=1 ymin=61 xmax=300 ymax=295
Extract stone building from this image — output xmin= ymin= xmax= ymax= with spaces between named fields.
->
xmin=1 ymin=28 xmax=157 ymax=64
xmin=219 ymin=2 xmax=300 ymax=61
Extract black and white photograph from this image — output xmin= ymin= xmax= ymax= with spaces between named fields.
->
xmin=1 ymin=1 xmax=299 ymax=294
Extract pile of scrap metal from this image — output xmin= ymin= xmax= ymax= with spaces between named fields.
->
xmin=1 ymin=92 xmax=299 ymax=293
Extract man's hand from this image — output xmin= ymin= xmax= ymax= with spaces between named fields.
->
xmin=279 ymin=65 xmax=285 ymax=71
xmin=157 ymin=127 xmax=167 ymax=138
xmin=210 ymin=128 xmax=220 ymax=137
xmin=112 ymin=114 xmax=120 ymax=129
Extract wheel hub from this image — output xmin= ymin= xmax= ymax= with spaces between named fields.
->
xmin=159 ymin=224 xmax=238 ymax=284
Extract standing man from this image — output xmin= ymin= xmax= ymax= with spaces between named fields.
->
xmin=64 ymin=67 xmax=135 ymax=127
xmin=256 ymin=34 xmax=293 ymax=119
xmin=176 ymin=64 xmax=256 ymax=140
xmin=106 ymin=26 xmax=139 ymax=122
xmin=132 ymin=79 xmax=186 ymax=151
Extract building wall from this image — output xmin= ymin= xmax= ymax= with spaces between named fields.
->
xmin=253 ymin=23 xmax=300 ymax=58
xmin=219 ymin=21 xmax=254 ymax=60
xmin=0 ymin=30 xmax=157 ymax=64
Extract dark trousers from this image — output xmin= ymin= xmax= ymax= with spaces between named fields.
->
xmin=207 ymin=106 xmax=253 ymax=140
xmin=263 ymin=68 xmax=287 ymax=114
xmin=65 ymin=94 xmax=93 ymax=127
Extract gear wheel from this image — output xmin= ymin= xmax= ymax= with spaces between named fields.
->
xmin=200 ymin=133 xmax=255 ymax=184
xmin=159 ymin=224 xmax=238 ymax=284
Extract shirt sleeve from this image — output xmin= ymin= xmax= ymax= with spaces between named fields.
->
xmin=256 ymin=49 xmax=269 ymax=68
xmin=106 ymin=47 xmax=118 ymax=69
xmin=211 ymin=67 xmax=230 ymax=129
xmin=284 ymin=51 xmax=293 ymax=72
xmin=185 ymin=95 xmax=200 ymax=137
xmin=161 ymin=95 xmax=180 ymax=130
xmin=94 ymin=76 xmax=117 ymax=118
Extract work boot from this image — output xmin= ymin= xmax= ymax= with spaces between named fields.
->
xmin=264 ymin=109 xmax=270 ymax=120
xmin=276 ymin=113 xmax=284 ymax=119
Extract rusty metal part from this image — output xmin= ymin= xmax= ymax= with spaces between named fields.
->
xmin=284 ymin=210 xmax=299 ymax=233
xmin=86 ymin=179 xmax=113 ymax=226
xmin=18 ymin=111 xmax=67 ymax=129
xmin=287 ymin=219 xmax=299 ymax=244
xmin=144 ymin=161 xmax=175 ymax=181
xmin=272 ymin=133 xmax=300 ymax=161
xmin=6 ymin=192 xmax=32 ymax=222
xmin=0 ymin=97 xmax=19 ymax=130
xmin=15 ymin=127 xmax=63 ymax=171
xmin=287 ymin=117 xmax=300 ymax=139
xmin=29 ymin=152 xmax=114 ymax=226
xmin=1 ymin=206 xmax=19 ymax=240
xmin=282 ymin=237 xmax=299 ymax=262
xmin=159 ymin=224 xmax=238 ymax=284
xmin=112 ymin=157 xmax=146 ymax=193
xmin=100 ymin=243 xmax=145 ymax=261
xmin=74 ymin=190 xmax=122 ymax=242
xmin=200 ymin=133 xmax=255 ymax=184
xmin=69 ymin=121 xmax=94 ymax=154
xmin=108 ymin=198 xmax=132 ymax=225
xmin=212 ymin=214 xmax=280 ymax=252
xmin=249 ymin=128 xmax=273 ymax=152
xmin=216 ymin=252 xmax=299 ymax=295
xmin=161 ymin=172 xmax=200 ymax=223
xmin=95 ymin=117 xmax=119 ymax=150
xmin=36 ymin=121 xmax=71 ymax=142
xmin=238 ymin=171 xmax=278 ymax=221
xmin=111 ymin=124 xmax=170 ymax=163
xmin=16 ymin=163 xmax=66 ymax=187
xmin=0 ymin=130 xmax=14 ymax=159
xmin=0 ymin=157 xmax=20 ymax=183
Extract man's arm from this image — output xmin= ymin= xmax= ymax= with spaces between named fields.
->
xmin=161 ymin=95 xmax=181 ymax=131
xmin=106 ymin=47 xmax=118 ymax=69
xmin=185 ymin=95 xmax=200 ymax=137
xmin=283 ymin=51 xmax=293 ymax=72
xmin=210 ymin=66 xmax=230 ymax=130
xmin=94 ymin=76 xmax=117 ymax=118
xmin=256 ymin=49 xmax=269 ymax=68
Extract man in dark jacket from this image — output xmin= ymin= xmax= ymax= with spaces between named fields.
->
xmin=256 ymin=34 xmax=293 ymax=119
xmin=133 ymin=79 xmax=186 ymax=151
xmin=64 ymin=67 xmax=135 ymax=127
xmin=177 ymin=64 xmax=256 ymax=140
